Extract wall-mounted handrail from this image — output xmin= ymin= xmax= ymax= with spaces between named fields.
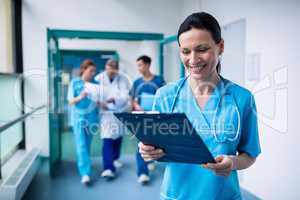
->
xmin=0 ymin=104 xmax=46 ymax=179
xmin=0 ymin=105 xmax=46 ymax=134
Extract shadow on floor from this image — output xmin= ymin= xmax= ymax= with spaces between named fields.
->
xmin=23 ymin=156 xmax=163 ymax=200
xmin=23 ymin=155 xmax=260 ymax=200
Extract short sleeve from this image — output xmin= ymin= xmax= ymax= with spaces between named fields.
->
xmin=152 ymin=89 xmax=163 ymax=112
xmin=237 ymin=94 xmax=261 ymax=158
xmin=160 ymin=77 xmax=166 ymax=87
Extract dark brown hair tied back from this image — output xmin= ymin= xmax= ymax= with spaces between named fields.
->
xmin=79 ymin=59 xmax=96 ymax=76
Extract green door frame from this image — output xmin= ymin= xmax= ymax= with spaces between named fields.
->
xmin=60 ymin=49 xmax=119 ymax=71
xmin=47 ymin=29 xmax=62 ymax=176
xmin=60 ymin=49 xmax=119 ymax=58
xmin=47 ymin=28 xmax=164 ymax=177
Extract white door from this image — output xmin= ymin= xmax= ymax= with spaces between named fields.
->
xmin=221 ymin=19 xmax=246 ymax=86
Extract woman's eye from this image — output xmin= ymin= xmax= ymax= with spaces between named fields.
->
xmin=196 ymin=48 xmax=209 ymax=53
xmin=181 ymin=49 xmax=190 ymax=54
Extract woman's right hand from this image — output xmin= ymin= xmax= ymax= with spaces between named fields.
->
xmin=69 ymin=91 xmax=88 ymax=105
xmin=79 ymin=91 xmax=88 ymax=100
xmin=138 ymin=142 xmax=165 ymax=161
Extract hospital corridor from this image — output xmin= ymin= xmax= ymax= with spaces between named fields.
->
xmin=0 ymin=0 xmax=299 ymax=200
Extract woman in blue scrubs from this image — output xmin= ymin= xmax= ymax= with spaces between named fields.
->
xmin=139 ymin=12 xmax=261 ymax=199
xmin=68 ymin=59 xmax=99 ymax=185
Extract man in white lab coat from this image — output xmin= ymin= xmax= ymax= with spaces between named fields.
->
xmin=95 ymin=59 xmax=131 ymax=179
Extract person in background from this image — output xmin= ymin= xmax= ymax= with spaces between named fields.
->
xmin=67 ymin=59 xmax=99 ymax=185
xmin=95 ymin=59 xmax=131 ymax=180
xmin=129 ymin=55 xmax=165 ymax=184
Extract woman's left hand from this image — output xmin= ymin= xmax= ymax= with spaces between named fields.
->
xmin=202 ymin=155 xmax=233 ymax=177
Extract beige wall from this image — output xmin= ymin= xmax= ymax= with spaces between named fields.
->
xmin=0 ymin=0 xmax=13 ymax=73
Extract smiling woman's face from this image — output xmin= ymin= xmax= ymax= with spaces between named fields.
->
xmin=179 ymin=28 xmax=224 ymax=81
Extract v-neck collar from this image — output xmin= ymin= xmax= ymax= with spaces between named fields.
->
xmin=104 ymin=72 xmax=119 ymax=84
xmin=187 ymin=77 xmax=224 ymax=111
xmin=142 ymin=74 xmax=155 ymax=82
xmin=185 ymin=77 xmax=224 ymax=128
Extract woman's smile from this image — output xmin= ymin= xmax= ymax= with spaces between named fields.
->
xmin=188 ymin=63 xmax=207 ymax=73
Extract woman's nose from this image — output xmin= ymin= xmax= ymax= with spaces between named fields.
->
xmin=189 ymin=51 xmax=199 ymax=65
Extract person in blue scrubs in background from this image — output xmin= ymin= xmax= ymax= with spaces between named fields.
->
xmin=68 ymin=59 xmax=99 ymax=185
xmin=129 ymin=55 xmax=165 ymax=184
xmin=139 ymin=12 xmax=261 ymax=199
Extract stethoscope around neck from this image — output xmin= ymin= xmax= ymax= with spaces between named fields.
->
xmin=170 ymin=75 xmax=241 ymax=143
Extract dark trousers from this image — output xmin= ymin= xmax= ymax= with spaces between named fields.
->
xmin=136 ymin=150 xmax=150 ymax=176
xmin=102 ymin=137 xmax=122 ymax=172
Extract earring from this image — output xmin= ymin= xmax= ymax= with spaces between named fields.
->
xmin=218 ymin=55 xmax=222 ymax=63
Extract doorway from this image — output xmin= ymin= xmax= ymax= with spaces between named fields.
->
xmin=47 ymin=29 xmax=167 ymax=176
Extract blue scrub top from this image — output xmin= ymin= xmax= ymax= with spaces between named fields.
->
xmin=153 ymin=77 xmax=261 ymax=200
xmin=129 ymin=75 xmax=165 ymax=111
xmin=67 ymin=77 xmax=99 ymax=127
